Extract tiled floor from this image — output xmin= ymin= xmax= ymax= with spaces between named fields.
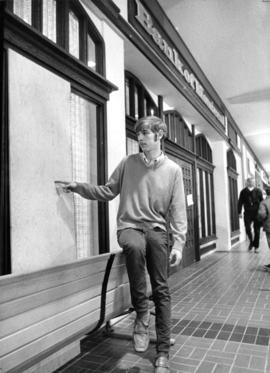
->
xmin=54 ymin=236 xmax=270 ymax=373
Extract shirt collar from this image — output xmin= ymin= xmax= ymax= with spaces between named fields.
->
xmin=140 ymin=151 xmax=164 ymax=167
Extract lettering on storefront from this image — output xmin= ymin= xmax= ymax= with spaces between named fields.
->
xmin=132 ymin=0 xmax=225 ymax=126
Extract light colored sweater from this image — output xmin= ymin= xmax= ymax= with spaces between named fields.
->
xmin=74 ymin=153 xmax=187 ymax=252
xmin=257 ymin=196 xmax=270 ymax=232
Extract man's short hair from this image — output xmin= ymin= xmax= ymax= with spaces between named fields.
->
xmin=265 ymin=187 xmax=270 ymax=196
xmin=135 ymin=116 xmax=167 ymax=137
xmin=246 ymin=177 xmax=255 ymax=185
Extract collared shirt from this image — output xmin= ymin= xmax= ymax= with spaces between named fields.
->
xmin=139 ymin=151 xmax=165 ymax=167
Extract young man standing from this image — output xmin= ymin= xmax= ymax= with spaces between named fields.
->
xmin=59 ymin=116 xmax=187 ymax=373
xmin=238 ymin=177 xmax=263 ymax=252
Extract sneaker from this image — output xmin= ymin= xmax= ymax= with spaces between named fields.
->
xmin=133 ymin=311 xmax=150 ymax=352
xmin=254 ymin=248 xmax=259 ymax=253
xmin=248 ymin=243 xmax=253 ymax=251
xmin=264 ymin=264 xmax=270 ymax=272
xmin=154 ymin=355 xmax=170 ymax=373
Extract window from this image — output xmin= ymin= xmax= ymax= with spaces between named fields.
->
xmin=42 ymin=0 xmax=57 ymax=42
xmin=164 ymin=110 xmax=193 ymax=151
xmin=196 ymin=134 xmax=212 ymax=163
xmin=228 ymin=123 xmax=238 ymax=147
xmin=125 ymin=78 xmax=130 ymax=116
xmin=125 ymin=71 xmax=158 ymax=146
xmin=227 ymin=149 xmax=239 ymax=233
xmin=10 ymin=0 xmax=105 ymax=75
xmin=1 ymin=1 xmax=115 ymax=274
xmin=127 ymin=137 xmax=139 ymax=155
xmin=196 ymin=135 xmax=216 ymax=243
xmin=87 ymin=34 xmax=96 ymax=70
xmin=13 ymin=0 xmax=32 ymax=24
xmin=70 ymin=93 xmax=99 ymax=258
xmin=125 ymin=71 xmax=158 ymax=122
xmin=69 ymin=10 xmax=80 ymax=59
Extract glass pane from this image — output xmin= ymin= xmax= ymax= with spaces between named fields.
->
xmin=126 ymin=137 xmax=139 ymax=155
xmin=69 ymin=11 xmax=80 ymax=59
xmin=70 ymin=93 xmax=99 ymax=258
xmin=144 ymin=98 xmax=147 ymax=116
xmin=125 ymin=79 xmax=130 ymax=116
xmin=13 ymin=0 xmax=32 ymax=24
xmin=43 ymin=0 xmax=57 ymax=42
xmin=208 ymin=172 xmax=212 ymax=236
xmin=87 ymin=34 xmax=96 ymax=70
xmin=134 ymin=86 xmax=139 ymax=120
xmin=197 ymin=168 xmax=202 ymax=239
xmin=203 ymin=171 xmax=208 ymax=237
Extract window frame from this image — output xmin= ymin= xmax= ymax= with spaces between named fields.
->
xmin=164 ymin=110 xmax=193 ymax=152
xmin=7 ymin=0 xmax=105 ymax=75
xmin=125 ymin=71 xmax=158 ymax=123
xmin=196 ymin=135 xmax=216 ymax=244
xmin=227 ymin=149 xmax=239 ymax=234
xmin=1 ymin=0 xmax=116 ymax=273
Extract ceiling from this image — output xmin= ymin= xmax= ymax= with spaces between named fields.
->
xmin=157 ymin=0 xmax=270 ymax=176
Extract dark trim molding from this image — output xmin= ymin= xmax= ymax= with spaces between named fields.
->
xmin=0 ymin=16 xmax=11 ymax=275
xmin=231 ymin=236 xmax=240 ymax=246
xmin=200 ymin=243 xmax=216 ymax=256
xmin=200 ymin=235 xmax=217 ymax=246
xmin=231 ymin=230 xmax=240 ymax=238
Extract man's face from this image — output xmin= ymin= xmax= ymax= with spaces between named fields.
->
xmin=247 ymin=178 xmax=255 ymax=188
xmin=136 ymin=127 xmax=161 ymax=152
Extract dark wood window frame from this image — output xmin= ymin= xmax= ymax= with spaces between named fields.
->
xmin=0 ymin=3 xmax=117 ymax=274
xmin=164 ymin=110 xmax=193 ymax=152
xmin=228 ymin=122 xmax=238 ymax=148
xmin=125 ymin=70 xmax=158 ymax=136
xmin=196 ymin=134 xmax=213 ymax=163
xmin=196 ymin=135 xmax=216 ymax=245
xmin=227 ymin=149 xmax=240 ymax=235
xmin=6 ymin=0 xmax=105 ymax=75
xmin=0 ymin=45 xmax=11 ymax=275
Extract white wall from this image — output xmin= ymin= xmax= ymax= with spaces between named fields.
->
xmin=236 ymin=151 xmax=246 ymax=243
xmin=212 ymin=141 xmax=231 ymax=251
xmin=9 ymin=50 xmax=76 ymax=274
xmin=102 ymin=21 xmax=127 ymax=251
xmin=80 ymin=2 xmax=127 ymax=252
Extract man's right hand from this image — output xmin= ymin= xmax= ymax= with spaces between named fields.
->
xmin=55 ymin=181 xmax=77 ymax=193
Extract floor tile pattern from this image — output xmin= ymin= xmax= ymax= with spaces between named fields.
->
xmin=54 ymin=237 xmax=270 ymax=372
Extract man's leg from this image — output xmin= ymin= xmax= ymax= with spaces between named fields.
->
xmin=263 ymin=232 xmax=270 ymax=271
xmin=117 ymin=228 xmax=150 ymax=352
xmin=145 ymin=228 xmax=171 ymax=357
xmin=244 ymin=214 xmax=253 ymax=249
xmin=253 ymin=219 xmax=261 ymax=251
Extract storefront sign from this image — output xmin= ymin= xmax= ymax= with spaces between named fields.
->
xmin=130 ymin=0 xmax=225 ymax=126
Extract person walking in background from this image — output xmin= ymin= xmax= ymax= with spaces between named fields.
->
xmin=257 ymin=187 xmax=270 ymax=271
xmin=238 ymin=177 xmax=263 ymax=253
xmin=56 ymin=116 xmax=187 ymax=373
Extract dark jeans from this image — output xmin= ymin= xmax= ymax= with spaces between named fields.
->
xmin=244 ymin=213 xmax=261 ymax=248
xmin=117 ymin=227 xmax=171 ymax=354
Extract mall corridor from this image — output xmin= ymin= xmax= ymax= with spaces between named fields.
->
xmin=53 ymin=237 xmax=270 ymax=373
